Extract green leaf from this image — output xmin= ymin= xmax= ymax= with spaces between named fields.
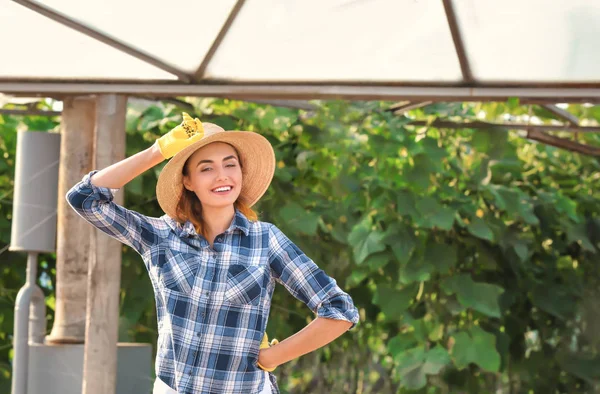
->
xmin=513 ymin=241 xmax=529 ymax=262
xmin=394 ymin=345 xmax=451 ymax=390
xmin=423 ymin=345 xmax=451 ymax=374
xmin=427 ymin=324 xmax=445 ymax=342
xmin=139 ymin=105 xmax=166 ymax=131
xmin=373 ymin=285 xmax=416 ymax=320
xmin=565 ymin=222 xmax=596 ymax=252
xmin=487 ymin=185 xmax=539 ymax=225
xmin=396 ymin=189 xmax=418 ymax=218
xmin=531 ymin=284 xmax=576 ymax=319
xmin=415 ymin=197 xmax=455 ymax=230
xmin=345 ymin=270 xmax=369 ymax=288
xmin=384 ymin=223 xmax=417 ymax=264
xmin=506 ymin=97 xmax=520 ymax=109
xmin=422 ymin=138 xmax=448 ymax=163
xmin=388 ymin=334 xmax=419 ymax=357
xmin=363 ymin=251 xmax=392 ymax=271
xmin=126 ymin=176 xmax=143 ymax=196
xmin=400 ymin=253 xmax=435 ymax=284
xmin=555 ymin=194 xmax=579 ymax=223
xmin=405 ymin=154 xmax=436 ymax=191
xmin=348 ymin=218 xmax=386 ymax=264
xmin=279 ymin=202 xmax=320 ymax=235
xmin=471 ymin=129 xmax=508 ymax=159
xmin=423 ymin=239 xmax=457 ymax=273
xmin=395 ymin=346 xmax=427 ymax=390
xmin=467 ymin=217 xmax=495 ymax=242
xmin=451 ymin=327 xmax=501 ymax=372
xmin=557 ymin=353 xmax=600 ymax=385
xmin=441 ymin=274 xmax=504 ymax=318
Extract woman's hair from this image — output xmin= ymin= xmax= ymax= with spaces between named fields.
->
xmin=174 ymin=144 xmax=258 ymax=238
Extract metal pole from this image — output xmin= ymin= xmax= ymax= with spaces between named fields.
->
xmin=1 ymin=82 xmax=600 ymax=102
xmin=11 ymin=252 xmax=39 ymax=394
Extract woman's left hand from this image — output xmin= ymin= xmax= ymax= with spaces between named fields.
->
xmin=257 ymin=333 xmax=279 ymax=372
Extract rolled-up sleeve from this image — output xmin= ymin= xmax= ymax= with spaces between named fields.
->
xmin=66 ymin=170 xmax=161 ymax=257
xmin=268 ymin=224 xmax=360 ymax=330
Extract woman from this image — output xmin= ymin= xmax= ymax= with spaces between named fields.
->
xmin=67 ymin=113 xmax=360 ymax=394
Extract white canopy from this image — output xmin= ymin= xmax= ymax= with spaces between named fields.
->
xmin=1 ymin=0 xmax=600 ymax=101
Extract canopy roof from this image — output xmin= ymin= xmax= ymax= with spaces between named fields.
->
xmin=1 ymin=0 xmax=600 ymax=102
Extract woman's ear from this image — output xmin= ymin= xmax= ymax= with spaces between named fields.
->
xmin=182 ymin=175 xmax=193 ymax=191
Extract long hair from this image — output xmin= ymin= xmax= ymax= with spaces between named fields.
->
xmin=174 ymin=144 xmax=258 ymax=238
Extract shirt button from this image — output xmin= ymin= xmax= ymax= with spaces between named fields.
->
xmin=216 ymin=236 xmax=223 ymax=242
xmin=196 ymin=331 xmax=201 ymax=337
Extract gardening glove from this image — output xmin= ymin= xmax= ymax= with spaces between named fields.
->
xmin=257 ymin=332 xmax=279 ymax=372
xmin=155 ymin=112 xmax=204 ymax=159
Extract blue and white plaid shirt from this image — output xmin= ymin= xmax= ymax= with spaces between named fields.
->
xmin=66 ymin=171 xmax=360 ymax=394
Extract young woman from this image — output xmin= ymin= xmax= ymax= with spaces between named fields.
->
xmin=67 ymin=113 xmax=360 ymax=394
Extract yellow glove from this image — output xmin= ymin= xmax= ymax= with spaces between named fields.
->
xmin=257 ymin=332 xmax=279 ymax=372
xmin=155 ymin=112 xmax=204 ymax=159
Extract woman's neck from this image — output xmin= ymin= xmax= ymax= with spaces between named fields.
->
xmin=201 ymin=205 xmax=236 ymax=245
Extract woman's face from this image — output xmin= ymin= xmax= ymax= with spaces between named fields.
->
xmin=182 ymin=142 xmax=243 ymax=209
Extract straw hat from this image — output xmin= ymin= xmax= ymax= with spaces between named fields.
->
xmin=156 ymin=122 xmax=275 ymax=219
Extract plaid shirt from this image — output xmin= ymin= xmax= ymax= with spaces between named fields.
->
xmin=66 ymin=170 xmax=360 ymax=394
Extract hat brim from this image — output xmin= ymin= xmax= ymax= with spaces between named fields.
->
xmin=156 ymin=130 xmax=275 ymax=219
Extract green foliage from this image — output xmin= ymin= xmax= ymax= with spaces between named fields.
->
xmin=1 ymin=98 xmax=599 ymax=393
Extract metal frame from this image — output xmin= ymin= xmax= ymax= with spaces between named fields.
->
xmin=13 ymin=0 xmax=192 ymax=82
xmin=194 ymin=0 xmax=246 ymax=81
xmin=540 ymin=105 xmax=580 ymax=126
xmin=404 ymin=119 xmax=600 ymax=156
xmin=442 ymin=0 xmax=473 ymax=83
xmin=4 ymin=0 xmax=600 ymax=102
xmin=405 ymin=119 xmax=600 ymax=133
xmin=2 ymin=83 xmax=600 ymax=102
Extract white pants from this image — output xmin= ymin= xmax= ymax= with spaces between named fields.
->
xmin=153 ymin=371 xmax=273 ymax=394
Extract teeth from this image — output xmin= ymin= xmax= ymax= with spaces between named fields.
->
xmin=213 ymin=186 xmax=231 ymax=192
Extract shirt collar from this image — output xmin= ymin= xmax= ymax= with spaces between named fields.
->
xmin=162 ymin=209 xmax=250 ymax=239
xmin=228 ymin=209 xmax=251 ymax=236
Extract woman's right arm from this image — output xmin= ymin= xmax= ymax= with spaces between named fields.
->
xmin=67 ymin=112 xmax=205 ymax=257
xmin=90 ymin=143 xmax=164 ymax=189
xmin=66 ymin=144 xmax=166 ymax=257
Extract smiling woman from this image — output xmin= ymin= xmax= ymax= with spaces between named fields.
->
xmin=64 ymin=112 xmax=360 ymax=394
xmin=178 ymin=142 xmax=248 ymax=244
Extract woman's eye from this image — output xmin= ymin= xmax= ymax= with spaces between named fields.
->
xmin=201 ymin=167 xmax=212 ymax=172
xmin=226 ymin=163 xmax=236 ymax=168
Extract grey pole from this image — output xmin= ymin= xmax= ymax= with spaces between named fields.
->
xmin=10 ymin=130 xmax=60 ymax=394
xmin=11 ymin=252 xmax=43 ymax=394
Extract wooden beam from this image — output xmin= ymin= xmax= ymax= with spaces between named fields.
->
xmin=82 ymin=95 xmax=127 ymax=394
xmin=527 ymin=129 xmax=600 ymax=156
xmin=0 ymin=109 xmax=61 ymax=116
xmin=46 ymin=96 xmax=95 ymax=345
xmin=387 ymin=101 xmax=433 ymax=114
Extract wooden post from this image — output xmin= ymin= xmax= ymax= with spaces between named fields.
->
xmin=47 ymin=96 xmax=95 ymax=344
xmin=82 ymin=94 xmax=127 ymax=394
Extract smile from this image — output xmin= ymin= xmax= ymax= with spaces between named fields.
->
xmin=211 ymin=186 xmax=233 ymax=194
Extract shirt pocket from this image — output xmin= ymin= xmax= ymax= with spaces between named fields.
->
xmin=225 ymin=264 xmax=269 ymax=306
xmin=156 ymin=249 xmax=199 ymax=294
